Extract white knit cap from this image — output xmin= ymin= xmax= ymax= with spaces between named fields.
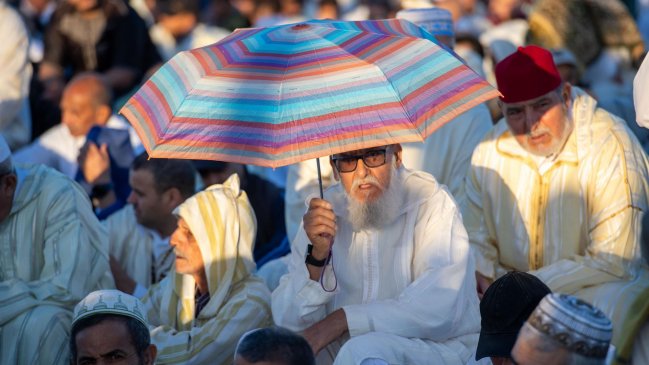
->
xmin=527 ymin=293 xmax=612 ymax=359
xmin=396 ymin=8 xmax=454 ymax=38
xmin=72 ymin=290 xmax=148 ymax=329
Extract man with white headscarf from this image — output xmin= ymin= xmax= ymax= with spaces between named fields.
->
xmin=141 ymin=174 xmax=272 ymax=364
xmin=0 ymin=134 xmax=114 ymax=365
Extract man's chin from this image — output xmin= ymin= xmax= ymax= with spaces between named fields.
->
xmin=351 ymin=188 xmax=381 ymax=203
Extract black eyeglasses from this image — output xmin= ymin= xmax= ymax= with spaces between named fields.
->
xmin=331 ymin=148 xmax=388 ymax=173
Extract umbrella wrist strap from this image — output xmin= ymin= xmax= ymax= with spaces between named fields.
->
xmin=319 ymin=242 xmax=337 ymax=292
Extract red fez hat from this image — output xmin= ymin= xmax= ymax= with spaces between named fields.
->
xmin=495 ymin=45 xmax=562 ymax=103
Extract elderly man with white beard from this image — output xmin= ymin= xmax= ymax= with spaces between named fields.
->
xmin=272 ymin=144 xmax=481 ymax=365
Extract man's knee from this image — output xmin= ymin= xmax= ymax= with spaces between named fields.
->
xmin=335 ymin=333 xmax=393 ymax=365
xmin=3 ymin=305 xmax=71 ymax=365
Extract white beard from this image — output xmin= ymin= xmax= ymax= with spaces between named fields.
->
xmin=346 ymin=163 xmax=403 ymax=231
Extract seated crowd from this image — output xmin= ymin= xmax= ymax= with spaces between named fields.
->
xmin=2 ymin=3 xmax=649 ymax=365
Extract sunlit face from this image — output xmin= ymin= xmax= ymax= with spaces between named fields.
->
xmin=330 ymin=145 xmax=402 ymax=204
xmin=60 ymin=86 xmax=102 ymax=137
xmin=169 ymin=218 xmax=205 ymax=277
xmin=75 ymin=319 xmax=144 ymax=365
xmin=127 ymin=169 xmax=171 ymax=230
xmin=512 ymin=330 xmax=570 ymax=365
xmin=67 ymin=0 xmax=98 ymax=13
xmin=501 ymin=85 xmax=573 ymax=157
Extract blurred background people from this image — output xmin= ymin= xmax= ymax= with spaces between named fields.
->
xmin=38 ymin=0 xmax=161 ymax=103
xmin=149 ymin=0 xmax=230 ymax=61
xmin=0 ymin=0 xmax=32 ymax=150
xmin=14 ymin=73 xmax=140 ymax=180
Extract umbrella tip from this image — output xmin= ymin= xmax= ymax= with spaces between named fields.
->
xmin=291 ymin=23 xmax=311 ymax=31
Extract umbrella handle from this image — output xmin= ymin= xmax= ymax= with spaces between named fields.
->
xmin=316 ymin=158 xmax=324 ymax=199
xmin=319 ymin=239 xmax=337 ymax=292
xmin=315 ymin=158 xmax=336 ymax=291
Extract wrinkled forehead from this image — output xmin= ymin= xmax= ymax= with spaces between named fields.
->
xmin=332 ymin=145 xmax=390 ymax=158
xmin=501 ymin=89 xmax=561 ymax=109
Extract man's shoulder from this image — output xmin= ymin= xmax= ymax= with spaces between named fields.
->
xmin=401 ymin=169 xmax=456 ymax=208
xmin=468 ymin=118 xmax=510 ymax=159
xmin=13 ymin=164 xmax=86 ymax=210
xmin=104 ymin=204 xmax=138 ymax=228
xmin=577 ymin=102 xmax=645 ymax=159
xmin=36 ymin=124 xmax=71 ymax=148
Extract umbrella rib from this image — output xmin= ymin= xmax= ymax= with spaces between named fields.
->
xmin=312 ymin=35 xmax=421 ymax=145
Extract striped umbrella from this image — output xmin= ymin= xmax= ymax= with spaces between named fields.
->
xmin=120 ymin=18 xmax=499 ymax=168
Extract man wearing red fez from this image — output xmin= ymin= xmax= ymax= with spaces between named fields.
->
xmin=462 ymin=45 xmax=649 ymax=364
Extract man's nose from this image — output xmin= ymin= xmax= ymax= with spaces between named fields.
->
xmin=126 ymin=191 xmax=136 ymax=205
xmin=524 ymin=107 xmax=540 ymax=132
xmin=354 ymin=157 xmax=369 ymax=177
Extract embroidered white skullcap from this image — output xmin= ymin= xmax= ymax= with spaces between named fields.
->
xmin=72 ymin=289 xmax=148 ymax=329
xmin=0 ymin=134 xmax=11 ymax=164
xmin=634 ymin=54 xmax=649 ymax=128
xmin=396 ymin=8 xmax=454 ymax=38
xmin=527 ymin=293 xmax=612 ymax=359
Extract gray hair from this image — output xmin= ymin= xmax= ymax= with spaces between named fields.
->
xmin=235 ymin=327 xmax=315 ymax=365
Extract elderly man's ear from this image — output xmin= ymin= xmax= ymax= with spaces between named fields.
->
xmin=143 ymin=344 xmax=157 ymax=365
xmin=392 ymin=143 xmax=403 ymax=168
xmin=329 ymin=157 xmax=340 ymax=181
xmin=561 ymin=82 xmax=572 ymax=108
xmin=162 ymin=187 xmax=185 ymax=210
xmin=97 ymin=104 xmax=112 ymax=126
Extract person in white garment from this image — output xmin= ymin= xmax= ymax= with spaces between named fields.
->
xmin=14 ymin=72 xmax=141 ymax=179
xmin=463 ymin=45 xmax=649 ymax=364
xmin=397 ymin=8 xmax=493 ymax=200
xmin=0 ymin=134 xmax=114 ymax=365
xmin=272 ymin=144 xmax=481 ymax=365
xmin=103 ymin=153 xmax=197 ymax=298
xmin=265 ymin=8 xmax=493 ymax=293
xmin=0 ymin=0 xmax=32 ymax=151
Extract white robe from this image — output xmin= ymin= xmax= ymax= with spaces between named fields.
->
xmin=463 ymin=88 xmax=649 ymax=363
xmin=0 ymin=165 xmax=114 ymax=365
xmin=142 ymin=176 xmax=271 ymax=364
xmin=0 ymin=2 xmax=31 ymax=150
xmin=272 ymin=168 xmax=481 ymax=365
xmin=13 ymin=115 xmax=142 ymax=178
xmin=104 ymin=204 xmax=174 ymax=297
xmin=402 ymin=103 xmax=493 ymax=200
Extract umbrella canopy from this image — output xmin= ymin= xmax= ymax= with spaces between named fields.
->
xmin=120 ymin=18 xmax=499 ymax=168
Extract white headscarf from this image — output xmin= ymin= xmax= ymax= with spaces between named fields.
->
xmin=160 ymin=174 xmax=257 ymax=329
xmin=634 ymin=54 xmax=649 ymax=128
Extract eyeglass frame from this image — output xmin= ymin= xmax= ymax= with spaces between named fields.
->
xmin=330 ymin=147 xmax=390 ymax=173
